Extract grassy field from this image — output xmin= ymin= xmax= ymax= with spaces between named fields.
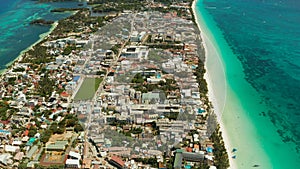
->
xmin=74 ymin=77 xmax=102 ymax=101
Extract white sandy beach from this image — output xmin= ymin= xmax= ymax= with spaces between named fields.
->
xmin=191 ymin=1 xmax=275 ymax=169
xmin=192 ymin=1 xmax=237 ymax=168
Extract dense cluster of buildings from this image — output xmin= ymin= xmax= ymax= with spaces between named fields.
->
xmin=78 ymin=11 xmax=217 ymax=169
xmin=0 ymin=1 xmax=220 ymax=169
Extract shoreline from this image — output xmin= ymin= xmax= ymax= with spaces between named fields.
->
xmin=1 ymin=21 xmax=59 ymax=76
xmin=192 ymin=1 xmax=275 ymax=168
xmin=192 ymin=0 xmax=236 ymax=168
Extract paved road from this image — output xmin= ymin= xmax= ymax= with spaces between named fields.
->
xmin=82 ymin=13 xmax=137 ymax=158
xmin=83 ymin=35 xmax=132 ymax=159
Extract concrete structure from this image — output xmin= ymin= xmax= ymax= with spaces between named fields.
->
xmin=65 ymin=159 xmax=80 ymax=168
xmin=0 ymin=153 xmax=12 ymax=166
xmin=121 ymin=46 xmax=149 ymax=60
xmin=69 ymin=151 xmax=81 ymax=160
xmin=173 ymin=149 xmax=205 ymax=169
xmin=4 ymin=145 xmax=20 ymax=153
xmin=142 ymin=92 xmax=161 ymax=104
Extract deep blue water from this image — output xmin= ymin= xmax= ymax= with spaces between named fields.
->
xmin=201 ymin=0 xmax=300 ymax=166
xmin=0 ymin=0 xmax=84 ymax=70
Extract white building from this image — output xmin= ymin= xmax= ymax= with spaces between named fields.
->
xmin=4 ymin=145 xmax=20 ymax=153
xmin=0 ymin=153 xmax=12 ymax=166
xmin=65 ymin=159 xmax=80 ymax=168
xmin=121 ymin=46 xmax=149 ymax=60
xmin=69 ymin=151 xmax=81 ymax=160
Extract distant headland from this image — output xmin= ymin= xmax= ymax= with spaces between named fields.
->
xmin=30 ymin=19 xmax=54 ymax=25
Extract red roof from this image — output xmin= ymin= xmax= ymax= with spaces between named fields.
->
xmin=78 ymin=114 xmax=86 ymax=119
xmin=93 ymin=165 xmax=100 ymax=169
xmin=111 ymin=156 xmax=125 ymax=167
xmin=0 ymin=120 xmax=10 ymax=125
xmin=60 ymin=92 xmax=69 ymax=97
xmin=186 ymin=147 xmax=193 ymax=152
xmin=24 ymin=130 xmax=29 ymax=136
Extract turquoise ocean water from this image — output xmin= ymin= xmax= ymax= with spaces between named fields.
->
xmin=0 ymin=0 xmax=84 ymax=70
xmin=196 ymin=0 xmax=300 ymax=168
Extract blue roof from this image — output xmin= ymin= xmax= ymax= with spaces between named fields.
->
xmin=198 ymin=108 xmax=205 ymax=114
xmin=0 ymin=130 xmax=11 ymax=134
xmin=156 ymin=73 xmax=161 ymax=79
xmin=185 ymin=165 xmax=191 ymax=169
xmin=26 ymin=137 xmax=36 ymax=146
xmin=206 ymin=147 xmax=213 ymax=153
xmin=29 ymin=137 xmax=36 ymax=142
xmin=73 ymin=76 xmax=80 ymax=82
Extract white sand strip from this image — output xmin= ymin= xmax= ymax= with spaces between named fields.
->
xmin=192 ymin=1 xmax=237 ymax=168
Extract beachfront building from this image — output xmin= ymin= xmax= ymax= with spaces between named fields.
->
xmin=173 ymin=149 xmax=205 ymax=169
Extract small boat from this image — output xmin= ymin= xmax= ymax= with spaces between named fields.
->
xmin=205 ymin=6 xmax=217 ymax=10
xmin=232 ymin=148 xmax=237 ymax=152
xmin=253 ymin=164 xmax=260 ymax=167
xmin=232 ymin=155 xmax=236 ymax=159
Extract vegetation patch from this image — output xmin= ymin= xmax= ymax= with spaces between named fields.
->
xmin=74 ymin=77 xmax=102 ymax=101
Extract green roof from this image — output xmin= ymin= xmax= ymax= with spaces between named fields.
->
xmin=26 ymin=145 xmax=39 ymax=158
xmin=46 ymin=140 xmax=68 ymax=150
xmin=176 ymin=149 xmax=184 ymax=153
xmin=55 ymin=140 xmax=69 ymax=145
xmin=173 ymin=151 xmax=183 ymax=169
xmin=142 ymin=93 xmax=160 ymax=101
